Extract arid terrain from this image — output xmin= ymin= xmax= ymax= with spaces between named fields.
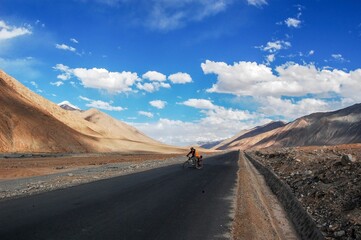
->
xmin=248 ymin=144 xmax=361 ymax=239
xmin=0 ymin=153 xmax=182 ymax=180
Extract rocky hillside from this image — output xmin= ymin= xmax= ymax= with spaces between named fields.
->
xmin=216 ymin=104 xmax=361 ymax=150
xmin=249 ymin=145 xmax=361 ymax=239
xmin=214 ymin=121 xmax=285 ymax=150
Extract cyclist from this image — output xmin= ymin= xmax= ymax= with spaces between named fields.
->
xmin=186 ymin=147 xmax=196 ymax=159
xmin=186 ymin=147 xmax=202 ymax=166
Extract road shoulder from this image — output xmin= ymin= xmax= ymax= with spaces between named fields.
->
xmin=232 ymin=152 xmax=299 ymax=240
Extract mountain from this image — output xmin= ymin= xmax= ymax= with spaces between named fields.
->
xmin=58 ymin=101 xmax=81 ymax=111
xmin=198 ymin=140 xmax=224 ymax=149
xmin=213 ymin=121 xmax=285 ymax=150
xmin=0 ymin=70 xmax=184 ymax=154
xmin=216 ymin=104 xmax=361 ymax=150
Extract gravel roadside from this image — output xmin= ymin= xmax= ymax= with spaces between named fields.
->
xmin=0 ymin=156 xmax=186 ymax=201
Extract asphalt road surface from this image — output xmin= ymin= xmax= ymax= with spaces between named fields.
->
xmin=0 ymin=151 xmax=239 ymax=240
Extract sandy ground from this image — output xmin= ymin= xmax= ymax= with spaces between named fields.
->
xmin=233 ymin=152 xmax=299 ymax=240
xmin=0 ymin=153 xmax=181 ymax=180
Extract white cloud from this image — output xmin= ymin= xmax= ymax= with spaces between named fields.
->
xmin=0 ymin=20 xmax=32 ymax=40
xmin=79 ymin=96 xmax=91 ymax=101
xmin=202 ymin=60 xmax=361 ymax=102
xmin=74 ymin=68 xmax=139 ymax=93
xmin=53 ymin=64 xmax=72 ymax=80
xmin=202 ymin=60 xmax=275 ymax=95
xmin=138 ymin=111 xmax=154 ymax=118
xmin=70 ymin=38 xmax=79 ymax=43
xmin=308 ymin=50 xmax=315 ymax=56
xmin=142 ymin=71 xmax=166 ymax=81
xmin=50 ymin=81 xmax=64 ymax=87
xmin=30 ymin=81 xmax=38 ymax=88
xmin=247 ymin=0 xmax=268 ymax=7
xmin=79 ymin=96 xmax=125 ymax=111
xmin=150 ymin=100 xmax=167 ymax=109
xmin=182 ymin=99 xmax=216 ymax=110
xmin=266 ymin=54 xmax=275 ymax=64
xmin=55 ymin=64 xmax=140 ymax=93
xmin=260 ymin=40 xmax=291 ymax=53
xmin=168 ymin=72 xmax=192 ymax=84
xmin=259 ymin=97 xmax=333 ymax=120
xmin=55 ymin=43 xmax=76 ymax=52
xmin=331 ymin=53 xmax=348 ymax=62
xmin=131 ymin=100 xmax=269 ymax=146
xmin=136 ymin=81 xmax=171 ymax=93
xmin=285 ymin=18 xmax=301 ymax=28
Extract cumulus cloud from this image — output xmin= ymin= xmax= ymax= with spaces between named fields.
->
xmin=131 ymin=99 xmax=269 ymax=146
xmin=0 ymin=20 xmax=32 ymax=40
xmin=74 ymin=68 xmax=139 ymax=93
xmin=285 ymin=18 xmax=301 ymax=28
xmin=168 ymin=72 xmax=192 ymax=84
xmin=142 ymin=71 xmax=166 ymax=81
xmin=136 ymin=82 xmax=171 ymax=93
xmin=259 ymin=97 xmax=333 ymax=120
xmin=79 ymin=96 xmax=125 ymax=111
xmin=53 ymin=64 xmax=72 ymax=80
xmin=182 ymin=99 xmax=217 ymax=110
xmin=138 ymin=111 xmax=154 ymax=118
xmin=55 ymin=43 xmax=76 ymax=52
xmin=202 ymin=60 xmax=276 ymax=95
xmin=266 ymin=54 xmax=276 ymax=64
xmin=201 ymin=60 xmax=361 ymax=102
xmin=149 ymin=100 xmax=167 ymax=109
xmin=247 ymin=0 xmax=268 ymax=7
xmin=55 ymin=64 xmax=140 ymax=93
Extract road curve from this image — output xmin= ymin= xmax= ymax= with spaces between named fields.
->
xmin=0 ymin=151 xmax=239 ymax=240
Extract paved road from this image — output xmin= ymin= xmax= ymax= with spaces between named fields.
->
xmin=0 ymin=151 xmax=239 ymax=240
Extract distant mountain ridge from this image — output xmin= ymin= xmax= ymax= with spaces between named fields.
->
xmin=214 ymin=121 xmax=285 ymax=150
xmin=0 ymin=70 xmax=184 ymax=154
xmin=215 ymin=104 xmax=361 ymax=150
xmin=198 ymin=140 xmax=224 ymax=149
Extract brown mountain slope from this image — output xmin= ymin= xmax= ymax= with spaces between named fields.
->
xmin=0 ymin=71 xmax=95 ymax=152
xmin=213 ymin=121 xmax=285 ymax=150
xmin=77 ymin=108 xmax=185 ymax=153
xmin=0 ymin=70 xmax=183 ymax=153
xmin=217 ymin=104 xmax=361 ymax=150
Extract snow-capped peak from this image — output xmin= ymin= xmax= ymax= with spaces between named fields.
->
xmin=58 ymin=101 xmax=80 ymax=111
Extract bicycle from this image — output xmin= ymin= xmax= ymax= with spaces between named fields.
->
xmin=182 ymin=156 xmax=203 ymax=169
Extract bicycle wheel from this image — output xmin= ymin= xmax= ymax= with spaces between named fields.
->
xmin=182 ymin=159 xmax=191 ymax=169
xmin=195 ymin=161 xmax=203 ymax=169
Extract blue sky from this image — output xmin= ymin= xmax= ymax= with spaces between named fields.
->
xmin=1 ymin=0 xmax=361 ymax=146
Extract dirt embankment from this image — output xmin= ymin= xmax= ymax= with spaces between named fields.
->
xmin=233 ymin=152 xmax=298 ymax=240
xmin=249 ymin=144 xmax=361 ymax=240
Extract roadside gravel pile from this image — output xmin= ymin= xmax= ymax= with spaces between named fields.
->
xmin=0 ymin=156 xmax=185 ymax=201
xmin=248 ymin=145 xmax=361 ymax=240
